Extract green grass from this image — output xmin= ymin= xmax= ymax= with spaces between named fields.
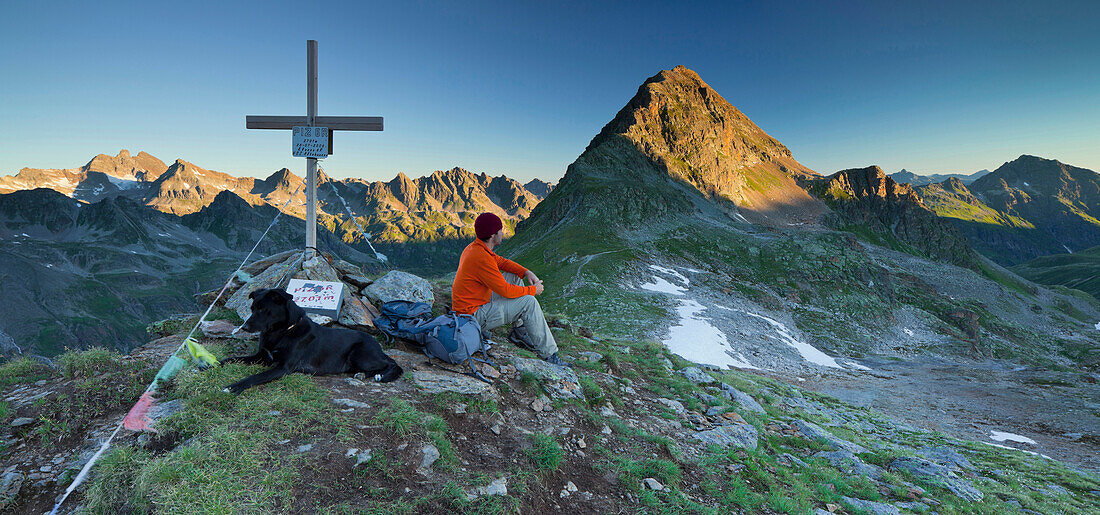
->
xmin=58 ymin=347 xmax=125 ymax=379
xmin=524 ymin=434 xmax=563 ymax=473
xmin=0 ymin=356 xmax=55 ymax=387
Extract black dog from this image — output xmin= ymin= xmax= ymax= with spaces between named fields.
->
xmin=223 ymin=288 xmax=403 ymax=394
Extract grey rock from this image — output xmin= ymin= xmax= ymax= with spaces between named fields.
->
xmin=777 ymin=453 xmax=808 ymax=468
xmin=227 ymin=252 xmax=304 ymax=319
xmin=512 ymin=357 xmax=584 ymax=400
xmin=680 ymin=366 xmax=715 ymax=385
xmin=720 ymin=383 xmax=765 ymax=413
xmin=644 ymin=477 xmax=664 ymax=491
xmin=467 ymin=477 xmax=508 ymax=501
xmin=692 ymin=422 xmax=758 ymax=450
xmin=814 ymin=450 xmax=883 ymax=479
xmin=0 ymin=471 xmax=24 ymax=510
xmin=411 ymin=370 xmax=495 ymax=396
xmin=578 ymin=351 xmax=604 ymax=362
xmin=307 ymin=313 xmax=334 ymax=325
xmin=418 ymin=444 xmax=441 ymax=475
xmin=916 ymin=446 xmax=975 ymax=471
xmin=341 ymin=274 xmax=373 ymax=289
xmin=889 ymin=457 xmax=983 ymax=502
xmin=345 ymin=448 xmax=372 ymax=467
xmin=791 ymin=419 xmax=868 ymax=454
xmin=198 ymin=319 xmax=240 ymax=338
xmin=1044 ymin=483 xmax=1069 ymax=495
xmin=9 ymin=418 xmax=34 ymax=428
xmin=697 ymin=392 xmax=719 ymax=404
xmin=657 ymin=398 xmax=686 ymax=415
xmin=841 ymin=496 xmax=901 ymax=515
xmin=333 ymin=398 xmax=370 ymax=409
xmin=660 ymin=357 xmax=674 ymax=370
xmin=705 ymin=406 xmax=726 ymax=417
xmin=296 ymin=444 xmax=313 ymax=452
xmin=338 ymin=290 xmax=377 ymax=329
xmin=362 ymin=271 xmax=433 ymax=305
xmin=147 ymin=399 xmax=184 ymax=427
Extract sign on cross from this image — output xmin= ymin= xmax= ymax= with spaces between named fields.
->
xmin=246 ymin=40 xmax=383 ymax=251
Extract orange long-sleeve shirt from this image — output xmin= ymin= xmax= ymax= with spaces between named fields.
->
xmin=452 ymin=239 xmax=535 ymax=315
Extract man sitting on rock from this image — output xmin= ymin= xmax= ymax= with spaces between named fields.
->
xmin=452 ymin=212 xmax=569 ymax=367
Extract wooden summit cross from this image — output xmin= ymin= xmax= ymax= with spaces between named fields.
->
xmin=246 ymin=40 xmax=383 ymax=251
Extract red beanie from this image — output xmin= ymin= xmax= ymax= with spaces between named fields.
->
xmin=474 ymin=212 xmax=503 ymax=240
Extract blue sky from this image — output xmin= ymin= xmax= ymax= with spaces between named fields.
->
xmin=2 ymin=1 xmax=1098 ymax=182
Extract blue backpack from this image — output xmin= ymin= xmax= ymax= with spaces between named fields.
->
xmin=373 ymin=301 xmax=433 ymax=342
xmin=407 ymin=312 xmax=495 ymax=383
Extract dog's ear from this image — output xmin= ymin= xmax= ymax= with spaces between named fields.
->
xmin=273 ymin=290 xmax=293 ymax=305
xmin=248 ymin=289 xmax=259 ymax=300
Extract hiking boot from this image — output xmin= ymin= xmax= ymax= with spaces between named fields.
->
xmin=543 ymin=353 xmax=572 ymax=368
xmin=508 ymin=325 xmax=538 ymax=352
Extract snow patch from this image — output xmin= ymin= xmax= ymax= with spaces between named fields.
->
xmin=91 ymin=185 xmax=104 ymax=196
xmin=639 ymin=276 xmax=686 ymax=295
xmin=106 ymin=176 xmax=142 ymax=190
xmin=664 ymin=300 xmax=759 ymax=370
xmin=903 ymin=328 xmax=915 ymax=337
xmin=990 ymin=430 xmax=1036 ymax=445
xmin=639 ymin=264 xmax=757 ymax=370
xmin=1095 ymin=322 xmax=1100 ymax=330
xmin=1023 ymin=181 xmax=1030 ymax=187
xmin=649 ymin=265 xmax=689 ymax=285
xmin=844 ymin=360 xmax=872 ymax=371
xmin=20 ymin=233 xmax=29 ymax=237
xmin=1063 ymin=245 xmax=1072 ymax=253
xmin=741 ymin=311 xmax=844 ymax=369
xmin=983 ymin=442 xmax=1052 ymax=459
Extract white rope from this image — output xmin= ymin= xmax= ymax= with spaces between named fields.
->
xmin=49 ymin=181 xmax=305 ymax=515
xmin=318 ymin=166 xmax=388 ymax=263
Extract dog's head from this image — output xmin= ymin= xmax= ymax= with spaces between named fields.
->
xmin=240 ymin=288 xmax=304 ymax=333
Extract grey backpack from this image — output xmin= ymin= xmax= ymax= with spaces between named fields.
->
xmin=408 ymin=312 xmax=495 ymax=382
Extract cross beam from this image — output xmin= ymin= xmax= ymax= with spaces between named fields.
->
xmin=245 ymin=40 xmax=383 ymax=252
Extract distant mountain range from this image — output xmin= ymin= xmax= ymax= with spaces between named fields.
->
xmin=889 ymin=169 xmax=991 ymax=187
xmin=913 ymin=155 xmax=1100 ymax=265
xmin=0 ymin=151 xmax=553 ymax=243
xmin=0 ymin=153 xmax=555 ymax=356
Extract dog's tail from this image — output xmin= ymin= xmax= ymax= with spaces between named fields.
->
xmin=376 ymin=362 xmax=403 ymax=383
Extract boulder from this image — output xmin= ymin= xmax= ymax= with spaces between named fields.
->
xmin=362 ymin=271 xmax=434 ymax=305
xmin=916 ymin=446 xmax=975 ymax=471
xmin=841 ymin=496 xmax=900 ymax=515
xmin=791 ymin=419 xmax=868 ymax=454
xmin=338 ymin=291 xmax=379 ymax=329
xmin=813 ymin=449 xmax=883 ymax=479
xmin=198 ymin=320 xmax=240 ymax=338
xmin=720 ymin=383 xmax=765 ymax=413
xmin=417 ymin=444 xmax=440 ymax=475
xmin=680 ymin=366 xmax=716 ymax=384
xmin=693 ymin=422 xmax=758 ymax=450
xmin=889 ymin=456 xmax=984 ymax=502
xmin=512 ymin=357 xmax=584 ymax=400
xmin=227 ymin=252 xmax=304 ymax=319
xmin=411 ymin=370 xmax=495 ymax=397
xmin=0 ymin=471 xmax=24 ymax=510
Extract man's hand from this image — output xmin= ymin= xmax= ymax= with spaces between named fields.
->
xmin=534 ymin=280 xmax=545 ymax=295
xmin=524 ymin=270 xmax=540 ymax=285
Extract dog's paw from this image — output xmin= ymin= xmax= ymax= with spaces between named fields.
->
xmin=374 ymin=374 xmax=382 ymax=382
xmin=222 ymin=387 xmax=232 ymax=394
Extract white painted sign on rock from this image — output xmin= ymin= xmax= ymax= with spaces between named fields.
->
xmin=287 ymin=279 xmax=344 ymax=318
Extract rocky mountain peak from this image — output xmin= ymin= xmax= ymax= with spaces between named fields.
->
xmin=825 ymin=166 xmax=923 ymax=205
xmin=553 ymin=65 xmax=824 ymax=227
xmin=82 ymin=149 xmax=167 ymax=182
xmin=941 ymin=177 xmax=969 ymax=194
